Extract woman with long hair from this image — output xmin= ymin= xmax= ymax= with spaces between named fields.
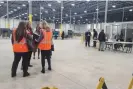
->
xmin=11 ymin=22 xmax=30 ymax=77
xmin=38 ymin=21 xmax=53 ymax=73
xmin=25 ymin=22 xmax=33 ymax=67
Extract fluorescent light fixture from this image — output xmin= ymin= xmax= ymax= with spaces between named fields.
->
xmin=96 ymin=8 xmax=99 ymax=11
xmin=10 ymin=11 xmax=13 ymax=13
xmin=53 ymin=17 xmax=55 ymax=18
xmin=57 ymin=0 xmax=61 ymax=3
xmin=80 ymin=16 xmax=82 ymax=18
xmin=61 ymin=7 xmax=64 ymax=9
xmin=48 ymin=3 xmax=51 ymax=7
xmin=66 ymin=14 xmax=68 ymax=16
xmin=25 ymin=13 xmax=27 ymax=14
xmin=86 ymin=19 xmax=88 ymax=21
xmin=19 ymin=15 xmax=21 ymax=16
xmin=24 ymin=17 xmax=27 ymax=18
xmin=22 ymin=4 xmax=26 ymax=7
xmin=22 ymin=14 xmax=24 ymax=16
xmin=16 ymin=16 xmax=18 ymax=17
xmin=73 ymin=17 xmax=75 ymax=19
xmin=86 ymin=0 xmax=90 ymax=1
xmin=0 ymin=2 xmax=4 ymax=4
xmin=41 ymin=7 xmax=44 ymax=9
xmin=83 ymin=22 xmax=85 ymax=23
xmin=78 ymin=20 xmax=80 ymax=21
xmin=71 ymin=4 xmax=75 ymax=6
xmin=41 ymin=13 xmax=42 ymax=14
xmin=112 ymin=5 xmax=116 ymax=8
xmin=14 ymin=9 xmax=17 ymax=11
xmin=84 ymin=10 xmax=87 ymax=13
xmin=45 ymin=11 xmax=48 ymax=13
xmin=129 ymin=9 xmax=133 ymax=12
xmin=0 ymin=5 xmax=1 ymax=7
xmin=74 ymin=12 xmax=77 ymax=15
xmin=17 ymin=7 xmax=20 ymax=9
xmin=53 ymin=9 xmax=56 ymax=11
xmin=34 ymin=14 xmax=37 ymax=16
xmin=56 ymin=20 xmax=58 ymax=21
xmin=49 ymin=17 xmax=51 ymax=19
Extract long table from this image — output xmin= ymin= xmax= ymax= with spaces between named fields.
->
xmin=105 ymin=41 xmax=133 ymax=52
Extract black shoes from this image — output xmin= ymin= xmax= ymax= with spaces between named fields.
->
xmin=28 ymin=65 xmax=33 ymax=67
xmin=48 ymin=67 xmax=52 ymax=71
xmin=41 ymin=69 xmax=45 ymax=74
xmin=11 ymin=73 xmax=16 ymax=77
xmin=23 ymin=72 xmax=30 ymax=77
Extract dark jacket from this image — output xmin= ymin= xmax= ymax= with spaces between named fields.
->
xmin=93 ymin=31 xmax=98 ymax=40
xmin=85 ymin=31 xmax=91 ymax=40
xmin=98 ymin=31 xmax=106 ymax=42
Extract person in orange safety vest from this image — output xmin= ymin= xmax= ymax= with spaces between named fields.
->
xmin=38 ymin=21 xmax=53 ymax=73
xmin=11 ymin=22 xmax=30 ymax=77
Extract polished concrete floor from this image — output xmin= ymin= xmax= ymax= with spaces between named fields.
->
xmin=0 ymin=38 xmax=133 ymax=89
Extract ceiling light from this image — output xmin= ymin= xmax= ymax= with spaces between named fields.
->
xmin=10 ymin=11 xmax=13 ymax=13
xmin=19 ymin=15 xmax=21 ymax=16
xmin=74 ymin=13 xmax=77 ymax=15
xmin=24 ymin=17 xmax=27 ymax=18
xmin=57 ymin=0 xmax=61 ymax=3
xmin=41 ymin=7 xmax=44 ymax=9
xmin=53 ymin=9 xmax=56 ymax=12
xmin=45 ymin=11 xmax=48 ymax=13
xmin=96 ymin=8 xmax=99 ymax=11
xmin=22 ymin=4 xmax=26 ymax=7
xmin=71 ymin=4 xmax=75 ymax=6
xmin=84 ymin=10 xmax=87 ymax=13
xmin=53 ymin=17 xmax=55 ymax=18
xmin=86 ymin=0 xmax=90 ymax=1
xmin=57 ymin=20 xmax=58 ymax=21
xmin=66 ymin=14 xmax=68 ymax=16
xmin=73 ymin=17 xmax=75 ymax=19
xmin=129 ymin=9 xmax=133 ymax=12
xmin=34 ymin=14 xmax=37 ymax=16
xmin=16 ymin=16 xmax=18 ymax=17
xmin=25 ymin=13 xmax=27 ymax=14
xmin=83 ymin=22 xmax=85 ymax=23
xmin=17 ymin=7 xmax=20 ymax=9
xmin=0 ymin=2 xmax=4 ymax=4
xmin=49 ymin=17 xmax=51 ymax=19
xmin=48 ymin=3 xmax=51 ymax=7
xmin=14 ymin=9 xmax=17 ymax=11
xmin=80 ymin=16 xmax=82 ymax=18
xmin=86 ymin=19 xmax=88 ymax=21
xmin=22 ymin=14 xmax=24 ymax=16
xmin=0 ymin=5 xmax=2 ymax=7
xmin=61 ymin=7 xmax=64 ymax=9
xmin=112 ymin=5 xmax=116 ymax=8
xmin=78 ymin=20 xmax=80 ymax=21
xmin=41 ymin=13 xmax=42 ymax=14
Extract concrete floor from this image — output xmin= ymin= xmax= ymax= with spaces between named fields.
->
xmin=0 ymin=38 xmax=133 ymax=89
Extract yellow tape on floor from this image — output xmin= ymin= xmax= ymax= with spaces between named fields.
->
xmin=96 ymin=77 xmax=105 ymax=89
xmin=128 ymin=77 xmax=133 ymax=89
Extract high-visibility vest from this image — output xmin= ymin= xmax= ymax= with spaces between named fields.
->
xmin=38 ymin=30 xmax=52 ymax=50
xmin=12 ymin=29 xmax=28 ymax=52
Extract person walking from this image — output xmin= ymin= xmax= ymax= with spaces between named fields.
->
xmin=11 ymin=22 xmax=30 ymax=77
xmin=93 ymin=29 xmax=98 ymax=47
xmin=85 ymin=30 xmax=91 ymax=47
xmin=98 ymin=30 xmax=106 ymax=51
xmin=38 ymin=21 xmax=53 ymax=73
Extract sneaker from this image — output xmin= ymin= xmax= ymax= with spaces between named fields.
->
xmin=48 ymin=67 xmax=52 ymax=71
xmin=33 ymin=57 xmax=35 ymax=59
xmin=11 ymin=73 xmax=16 ymax=77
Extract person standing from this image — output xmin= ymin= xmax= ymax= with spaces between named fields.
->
xmin=11 ymin=22 xmax=30 ymax=77
xmin=93 ymin=29 xmax=98 ymax=47
xmin=85 ymin=30 xmax=91 ymax=47
xmin=33 ymin=24 xmax=41 ymax=59
xmin=61 ymin=31 xmax=65 ymax=40
xmin=26 ymin=22 xmax=34 ymax=67
xmin=98 ymin=30 xmax=106 ymax=51
xmin=38 ymin=21 xmax=53 ymax=73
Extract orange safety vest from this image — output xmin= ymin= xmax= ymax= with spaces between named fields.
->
xmin=38 ymin=30 xmax=52 ymax=50
xmin=12 ymin=29 xmax=28 ymax=52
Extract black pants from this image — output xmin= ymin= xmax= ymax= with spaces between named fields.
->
xmin=33 ymin=48 xmax=40 ymax=58
xmin=85 ymin=39 xmax=90 ymax=47
xmin=28 ymin=51 xmax=32 ymax=65
xmin=41 ymin=50 xmax=51 ymax=69
xmin=93 ymin=41 xmax=97 ymax=47
xmin=12 ymin=52 xmax=28 ymax=75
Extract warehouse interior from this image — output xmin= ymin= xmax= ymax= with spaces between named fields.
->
xmin=0 ymin=0 xmax=133 ymax=89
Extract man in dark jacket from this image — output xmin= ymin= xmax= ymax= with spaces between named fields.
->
xmin=93 ymin=29 xmax=98 ymax=47
xmin=98 ymin=30 xmax=106 ymax=51
xmin=85 ymin=30 xmax=91 ymax=47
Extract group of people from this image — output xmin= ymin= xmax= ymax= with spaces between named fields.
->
xmin=85 ymin=29 xmax=106 ymax=51
xmin=11 ymin=21 xmax=54 ymax=77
